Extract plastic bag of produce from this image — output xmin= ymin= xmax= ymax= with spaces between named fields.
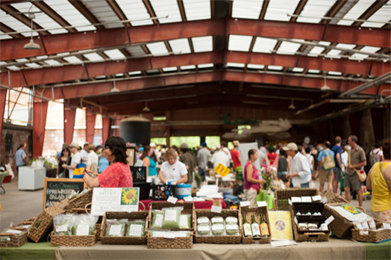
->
xmin=162 ymin=209 xmax=182 ymax=229
xmin=225 ymin=224 xmax=239 ymax=235
xmin=179 ymin=215 xmax=191 ymax=229
xmin=72 ymin=215 xmax=98 ymax=236
xmin=151 ymin=210 xmax=164 ymax=229
xmin=53 ymin=214 xmax=73 ymax=235
xmin=197 ymin=216 xmax=210 ymax=226
xmin=211 ymin=216 xmax=224 ymax=225
xmin=211 ymin=224 xmax=225 ymax=236
xmin=127 ymin=219 xmax=145 ymax=237
xmin=105 ymin=219 xmax=128 ymax=237
xmin=0 ymin=229 xmax=23 ymax=241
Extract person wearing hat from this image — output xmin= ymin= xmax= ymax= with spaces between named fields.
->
xmin=62 ymin=142 xmax=82 ymax=178
xmin=149 ymin=142 xmax=160 ymax=163
xmin=284 ymin=142 xmax=311 ymax=188
xmin=179 ymin=143 xmax=195 ymax=185
xmin=197 ymin=142 xmax=211 ymax=181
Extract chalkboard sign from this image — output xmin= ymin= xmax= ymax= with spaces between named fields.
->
xmin=43 ymin=178 xmax=87 ymax=210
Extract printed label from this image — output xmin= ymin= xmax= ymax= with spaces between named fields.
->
xmin=129 ymin=225 xmax=142 ymax=237
xmin=257 ymin=201 xmax=267 ymax=207
xmin=180 ymin=215 xmax=188 ymax=227
xmin=226 ymin=224 xmax=239 ymax=231
xmin=301 ymin=196 xmax=311 ymax=203
xmin=198 ymin=226 xmax=210 ymax=232
xmin=211 ymin=206 xmax=222 ymax=213
xmin=197 ymin=218 xmax=209 ymax=224
xmin=226 ymin=217 xmax=238 ymax=224
xmin=56 ymin=225 xmax=68 ymax=232
xmin=251 ymin=223 xmax=261 ymax=236
xmin=76 ymin=225 xmax=89 ymax=236
xmin=155 ymin=214 xmax=163 ymax=226
xmin=243 ymin=223 xmax=252 ymax=236
xmin=240 ymin=201 xmax=250 ymax=207
xmin=212 ymin=224 xmax=224 ymax=231
xmin=211 ymin=217 xmax=223 ymax=224
xmin=167 ymin=196 xmax=178 ymax=204
xmin=164 ymin=210 xmax=178 ymax=222
xmin=312 ymin=195 xmax=322 ymax=201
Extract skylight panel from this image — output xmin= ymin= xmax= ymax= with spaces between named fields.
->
xmin=265 ymin=0 xmax=300 ymax=22
xmin=83 ymin=53 xmax=105 ymax=62
xmin=360 ymin=46 xmax=381 ymax=53
xmin=150 ymin=0 xmax=182 ymax=24
xmin=180 ymin=65 xmax=196 ymax=70
xmin=337 ymin=0 xmax=377 ymax=26
xmin=276 ymin=41 xmax=301 ymax=55
xmin=104 ymin=50 xmax=126 ymax=60
xmin=44 ymin=60 xmax=63 ymax=66
xmin=0 ymin=34 xmax=12 ymax=40
xmin=129 ymin=71 xmax=142 ymax=76
xmin=183 ymin=0 xmax=211 ymax=21
xmin=162 ymin=67 xmax=177 ymax=72
xmin=227 ymin=62 xmax=245 ymax=68
xmin=63 ymin=56 xmax=83 ymax=64
xmin=232 ymin=0 xmax=264 ymax=19
xmin=228 ymin=35 xmax=253 ymax=52
xmin=292 ymin=67 xmax=304 ymax=72
xmin=146 ymin=69 xmax=160 ymax=73
xmin=328 ymin=71 xmax=342 ymax=76
xmin=169 ymin=39 xmax=191 ymax=54
xmin=349 ymin=54 xmax=368 ymax=60
xmin=192 ymin=36 xmax=213 ymax=52
xmin=308 ymin=69 xmax=320 ymax=73
xmin=126 ymin=46 xmax=146 ymax=57
xmin=0 ymin=10 xmax=38 ymax=37
xmin=146 ymin=42 xmax=169 ymax=56
xmin=253 ymin=37 xmax=277 ymax=53
xmin=7 ymin=66 xmax=21 ymax=71
xmin=296 ymin=0 xmax=337 ymax=23
xmin=308 ymin=47 xmax=325 ymax=56
xmin=247 ymin=64 xmax=265 ymax=70
xmin=268 ymin=65 xmax=283 ymax=71
xmin=361 ymin=4 xmax=391 ymax=28
xmin=325 ymin=49 xmax=342 ymax=59
xmin=25 ymin=63 xmax=42 ymax=68
xmin=336 ymin=43 xmax=356 ymax=51
xmin=49 ymin=0 xmax=96 ymax=31
xmin=198 ymin=63 xmax=213 ymax=69
xmin=116 ymin=0 xmax=153 ymax=26
xmin=82 ymin=0 xmax=122 ymax=28
xmin=15 ymin=58 xmax=29 ymax=63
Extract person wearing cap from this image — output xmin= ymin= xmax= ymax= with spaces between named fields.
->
xmin=179 ymin=143 xmax=195 ymax=185
xmin=149 ymin=142 xmax=160 ymax=163
xmin=197 ymin=142 xmax=211 ymax=181
xmin=284 ymin=142 xmax=311 ymax=188
xmin=62 ymin=142 xmax=82 ymax=179
xmin=84 ymin=136 xmax=133 ymax=188
xmin=159 ymin=149 xmax=188 ymax=184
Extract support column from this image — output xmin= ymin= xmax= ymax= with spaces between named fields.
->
xmin=0 ymin=89 xmax=7 ymax=147
xmin=102 ymin=117 xmax=112 ymax=146
xmin=343 ymin=115 xmax=351 ymax=140
xmin=360 ymin=109 xmax=375 ymax=148
xmin=33 ymin=99 xmax=48 ymax=157
xmin=64 ymin=106 xmax=76 ymax=145
xmin=86 ymin=111 xmax=96 ymax=143
xmin=384 ymin=106 xmax=391 ymax=140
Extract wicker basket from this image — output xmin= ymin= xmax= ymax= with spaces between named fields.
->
xmin=0 ymin=228 xmax=28 ymax=247
xmin=352 ymin=223 xmax=391 ymax=243
xmin=16 ymin=217 xmax=36 ymax=227
xmin=241 ymin=206 xmax=271 ymax=244
xmin=194 ymin=209 xmax=242 ymax=244
xmin=290 ymin=203 xmax=330 ymax=242
xmin=324 ymin=203 xmax=355 ymax=238
xmin=274 ymin=188 xmax=319 ymax=210
xmin=50 ymin=231 xmax=96 ymax=247
xmin=147 ymin=232 xmax=193 ymax=249
xmin=320 ymin=191 xmax=348 ymax=204
xmin=100 ymin=211 xmax=148 ymax=245
xmin=148 ymin=202 xmax=195 ymax=231
xmin=28 ymin=205 xmax=65 ymax=243
xmin=64 ymin=190 xmax=93 ymax=213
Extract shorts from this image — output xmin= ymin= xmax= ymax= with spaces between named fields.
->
xmin=245 ymin=188 xmax=258 ymax=207
xmin=319 ymin=169 xmax=334 ymax=184
xmin=277 ymin=171 xmax=289 ymax=182
xmin=344 ymin=173 xmax=361 ymax=191
xmin=333 ymin=168 xmax=342 ymax=182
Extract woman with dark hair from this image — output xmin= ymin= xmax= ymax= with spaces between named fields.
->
xmin=57 ymin=147 xmax=71 ymax=178
xmin=141 ymin=145 xmax=158 ymax=178
xmin=84 ymin=136 xmax=133 ymax=188
xmin=244 ymin=149 xmax=266 ymax=206
xmin=276 ymin=149 xmax=289 ymax=187
xmin=367 ymin=140 xmax=391 ymax=223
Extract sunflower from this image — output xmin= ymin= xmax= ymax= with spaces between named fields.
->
xmin=121 ymin=188 xmax=138 ymax=205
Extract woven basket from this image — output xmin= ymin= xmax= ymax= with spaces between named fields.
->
xmin=352 ymin=223 xmax=391 ymax=243
xmin=241 ymin=206 xmax=271 ymax=244
xmin=64 ymin=190 xmax=93 ymax=213
xmin=290 ymin=203 xmax=330 ymax=242
xmin=50 ymin=231 xmax=96 ymax=247
xmin=28 ymin=205 xmax=65 ymax=243
xmin=274 ymin=188 xmax=319 ymax=210
xmin=194 ymin=209 xmax=242 ymax=244
xmin=95 ymin=224 xmax=101 ymax=241
xmin=16 ymin=217 xmax=36 ymax=227
xmin=320 ymin=191 xmax=348 ymax=204
xmin=100 ymin=211 xmax=148 ymax=245
xmin=148 ymin=202 xmax=195 ymax=231
xmin=0 ymin=228 xmax=28 ymax=247
xmin=147 ymin=232 xmax=193 ymax=249
xmin=324 ymin=203 xmax=355 ymax=238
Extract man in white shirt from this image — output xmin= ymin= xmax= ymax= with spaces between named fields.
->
xmin=197 ymin=142 xmax=211 ymax=181
xmin=284 ymin=143 xmax=311 ymax=188
xmin=211 ymin=146 xmax=230 ymax=168
xmin=62 ymin=142 xmax=81 ymax=178
xmin=80 ymin=143 xmax=89 ymax=163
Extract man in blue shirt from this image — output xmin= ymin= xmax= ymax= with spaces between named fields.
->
xmin=331 ymin=136 xmax=343 ymax=194
xmin=15 ymin=143 xmax=27 ymax=174
xmin=316 ymin=141 xmax=335 ymax=192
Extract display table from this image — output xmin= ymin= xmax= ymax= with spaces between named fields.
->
xmin=138 ymin=199 xmax=227 ymax=211
xmin=256 ymin=189 xmax=274 ymax=209
xmin=0 ymin=242 xmax=55 ymax=260
xmin=363 ymin=239 xmax=391 ymax=260
xmin=18 ymin=166 xmax=45 ymax=190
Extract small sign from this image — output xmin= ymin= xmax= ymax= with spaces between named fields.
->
xmin=43 ymin=178 xmax=86 ymax=210
xmin=301 ymin=196 xmax=311 ymax=203
xmin=167 ymin=196 xmax=178 ymax=204
xmin=240 ymin=201 xmax=250 ymax=207
xmin=321 ymin=197 xmax=328 ymax=204
xmin=211 ymin=205 xmax=222 ymax=213
xmin=324 ymin=216 xmax=335 ymax=226
xmin=291 ymin=197 xmax=301 ymax=203
xmin=163 ymin=233 xmax=176 ymax=239
xmin=383 ymin=223 xmax=391 ymax=230
xmin=312 ymin=195 xmax=322 ymax=201
xmin=288 ymin=199 xmax=292 ymax=205
xmin=257 ymin=201 xmax=267 ymax=208
xmin=183 ymin=196 xmax=193 ymax=202
xmin=214 ymin=163 xmax=230 ymax=177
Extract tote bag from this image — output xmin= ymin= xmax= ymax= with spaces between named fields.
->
xmin=349 ymin=150 xmax=367 ymax=182
xmin=323 ymin=150 xmax=335 ymax=170
xmin=73 ymin=161 xmax=86 ymax=179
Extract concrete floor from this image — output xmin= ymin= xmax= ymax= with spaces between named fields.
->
xmin=0 ymin=178 xmax=373 ymax=230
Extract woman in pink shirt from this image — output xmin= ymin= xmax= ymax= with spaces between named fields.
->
xmin=244 ymin=149 xmax=266 ymax=206
xmin=84 ymin=136 xmax=133 ymax=188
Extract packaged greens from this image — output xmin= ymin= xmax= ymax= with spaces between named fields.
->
xmin=211 ymin=224 xmax=225 ymax=235
xmin=211 ymin=216 xmax=224 ymax=225
xmin=197 ymin=225 xmax=210 ymax=236
xmin=225 ymin=224 xmax=239 ymax=235
xmin=53 ymin=214 xmax=73 ymax=236
xmin=162 ymin=209 xmax=182 ymax=229
xmin=0 ymin=229 xmax=23 ymax=241
xmin=127 ymin=219 xmax=145 ymax=237
xmin=179 ymin=215 xmax=191 ymax=229
xmin=72 ymin=215 xmax=98 ymax=236
xmin=151 ymin=211 xmax=164 ymax=229
xmin=197 ymin=216 xmax=210 ymax=226
xmin=105 ymin=219 xmax=128 ymax=237
xmin=225 ymin=217 xmax=238 ymax=225
xmin=149 ymin=230 xmax=191 ymax=237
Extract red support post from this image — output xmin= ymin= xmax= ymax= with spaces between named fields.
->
xmin=102 ymin=117 xmax=112 ymax=146
xmin=0 ymin=89 xmax=7 ymax=147
xmin=64 ymin=106 xmax=76 ymax=145
xmin=86 ymin=111 xmax=96 ymax=143
xmin=32 ymin=99 xmax=48 ymax=158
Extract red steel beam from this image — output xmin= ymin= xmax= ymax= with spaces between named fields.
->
xmin=0 ymin=89 xmax=6 ymax=147
xmin=32 ymin=99 xmax=48 ymax=157
xmin=64 ymin=105 xmax=76 ymax=145
xmin=86 ymin=111 xmax=96 ymax=143
xmin=1 ymin=18 xmax=390 ymax=61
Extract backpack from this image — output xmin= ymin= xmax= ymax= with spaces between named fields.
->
xmin=370 ymin=150 xmax=379 ymax=166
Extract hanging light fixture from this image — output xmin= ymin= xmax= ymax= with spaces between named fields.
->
xmin=143 ymin=101 xmax=150 ymax=112
xmin=289 ymin=99 xmax=296 ymax=110
xmin=24 ymin=16 xmax=40 ymax=50
xmin=321 ymin=73 xmax=330 ymax=91
xmin=110 ymin=79 xmax=120 ymax=93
